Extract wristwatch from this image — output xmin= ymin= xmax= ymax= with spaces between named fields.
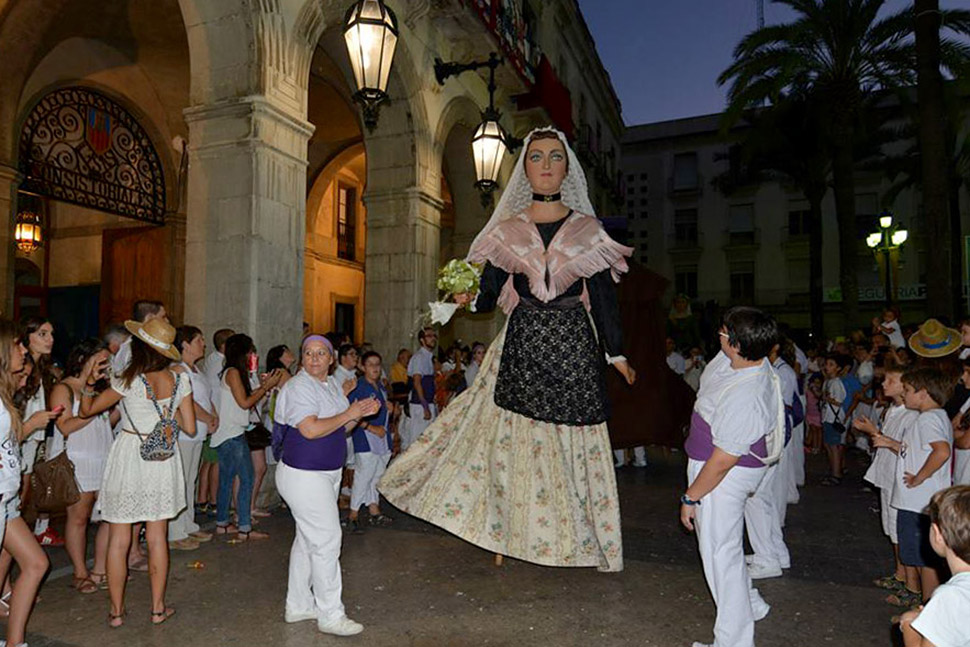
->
xmin=680 ymin=493 xmax=701 ymax=506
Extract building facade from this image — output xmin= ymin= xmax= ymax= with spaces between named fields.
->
xmin=0 ymin=0 xmax=622 ymax=361
xmin=622 ymin=112 xmax=970 ymax=337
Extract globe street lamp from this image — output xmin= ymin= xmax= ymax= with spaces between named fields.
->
xmin=866 ymin=211 xmax=908 ymax=307
xmin=343 ymin=0 xmax=399 ymax=130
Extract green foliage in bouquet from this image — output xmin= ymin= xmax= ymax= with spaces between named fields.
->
xmin=437 ymin=259 xmax=482 ymax=297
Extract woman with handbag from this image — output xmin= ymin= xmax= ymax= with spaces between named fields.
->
xmin=48 ymin=338 xmax=118 ymax=593
xmin=0 ymin=319 xmax=52 ymax=647
xmin=212 ymin=334 xmax=282 ymax=541
xmin=79 ymin=318 xmax=196 ymax=628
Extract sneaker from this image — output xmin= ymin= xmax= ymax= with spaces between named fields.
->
xmin=35 ymin=528 xmax=65 ymax=547
xmin=750 ymin=588 xmax=771 ymax=621
xmin=748 ymin=561 xmax=783 ymax=580
xmin=691 ymin=642 xmax=712 ymax=647
xmin=318 ymin=616 xmax=363 ymax=636
xmin=170 ymin=538 xmax=200 ymax=551
xmin=285 ymin=609 xmax=318 ymax=624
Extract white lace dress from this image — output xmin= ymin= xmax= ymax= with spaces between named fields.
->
xmin=98 ymin=372 xmax=191 ymax=523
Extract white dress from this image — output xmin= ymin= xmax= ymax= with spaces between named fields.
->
xmin=49 ymin=396 xmax=113 ymax=492
xmin=99 ymin=372 xmax=191 ymax=523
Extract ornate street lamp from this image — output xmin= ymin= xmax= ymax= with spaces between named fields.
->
xmin=343 ymin=0 xmax=398 ymax=130
xmin=866 ymin=210 xmax=908 ymax=307
xmin=14 ymin=208 xmax=42 ymax=254
xmin=435 ymin=52 xmax=522 ymax=203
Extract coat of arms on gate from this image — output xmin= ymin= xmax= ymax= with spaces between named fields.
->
xmin=85 ymin=108 xmax=112 ymax=156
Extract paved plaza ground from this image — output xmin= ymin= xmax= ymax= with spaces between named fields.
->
xmin=16 ymin=448 xmax=901 ymax=646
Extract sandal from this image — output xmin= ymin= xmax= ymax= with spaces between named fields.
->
xmin=251 ymin=508 xmax=271 ymax=518
xmin=151 ymin=607 xmax=176 ymax=625
xmin=873 ymin=575 xmax=906 ymax=591
xmin=887 ymin=589 xmax=922 ymax=607
xmin=0 ymin=591 xmax=10 ymax=618
xmin=128 ymin=557 xmax=149 ymax=573
xmin=107 ymin=609 xmax=127 ymax=629
xmin=89 ymin=572 xmax=108 ymax=591
xmin=368 ymin=514 xmax=393 ymax=527
xmin=820 ymin=476 xmax=842 ymax=486
xmin=71 ymin=576 xmax=99 ymax=595
xmin=215 ymin=524 xmax=238 ymax=536
xmin=237 ymin=530 xmax=269 ymax=541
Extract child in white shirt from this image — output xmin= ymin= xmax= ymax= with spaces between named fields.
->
xmin=874 ymin=367 xmax=953 ymax=603
xmin=900 ymin=485 xmax=970 ymax=647
xmin=854 ymin=363 xmax=919 ymax=598
xmin=950 ymin=359 xmax=970 ymax=487
xmin=873 ymin=308 xmax=906 ymax=349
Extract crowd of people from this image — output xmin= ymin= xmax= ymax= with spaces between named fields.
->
xmin=664 ymin=303 xmax=970 ymax=647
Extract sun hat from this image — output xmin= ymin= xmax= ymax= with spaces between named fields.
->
xmin=908 ymin=318 xmax=962 ymax=358
xmin=124 ymin=318 xmax=181 ymax=361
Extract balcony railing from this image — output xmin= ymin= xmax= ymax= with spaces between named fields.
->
xmin=667 ymin=175 xmax=703 ymax=198
xmin=723 ymin=228 xmax=761 ymax=248
xmin=667 ymin=232 xmax=704 ymax=251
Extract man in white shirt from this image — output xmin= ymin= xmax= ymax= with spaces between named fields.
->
xmin=203 ymin=329 xmax=235 ymax=412
xmin=403 ymin=327 xmax=438 ymax=451
xmin=666 ymin=337 xmax=686 ymax=376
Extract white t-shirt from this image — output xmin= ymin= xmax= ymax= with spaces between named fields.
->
xmin=822 ymin=378 xmax=847 ymax=424
xmin=863 ymin=404 xmax=918 ymax=491
xmin=180 ymin=363 xmax=211 ymax=443
xmin=333 ymin=365 xmax=357 ymax=392
xmin=955 ymin=400 xmax=970 ymax=486
xmin=892 ymin=408 xmax=953 ymax=513
xmin=856 ymin=360 xmax=874 ymax=386
xmin=882 ymin=320 xmax=905 ymax=349
xmin=666 ymin=352 xmax=686 ymax=376
xmin=275 ymin=371 xmax=349 ymax=428
xmin=0 ymin=408 xmax=20 ymax=496
xmin=694 ymin=351 xmax=780 ymax=457
xmin=202 ymin=351 xmax=225 ymax=413
xmin=911 ymin=571 xmax=970 ymax=647
xmin=465 ymin=362 xmax=480 ymax=386
xmin=408 ymin=347 xmax=435 ymax=379
xmin=773 ymin=358 xmax=797 ymax=408
xmin=793 ymin=344 xmax=808 ymax=375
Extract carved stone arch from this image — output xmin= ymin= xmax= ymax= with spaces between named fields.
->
xmin=17 ymin=84 xmax=169 ymax=223
xmin=306 ymin=140 xmax=366 ymax=234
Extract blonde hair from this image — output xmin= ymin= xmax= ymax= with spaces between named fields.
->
xmin=0 ymin=320 xmax=24 ymax=441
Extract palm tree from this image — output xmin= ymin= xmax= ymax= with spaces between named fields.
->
xmin=714 ymin=93 xmax=830 ymax=335
xmin=717 ymin=0 xmax=970 ymax=328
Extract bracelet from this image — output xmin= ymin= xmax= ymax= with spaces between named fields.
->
xmin=680 ymin=493 xmax=701 ymax=506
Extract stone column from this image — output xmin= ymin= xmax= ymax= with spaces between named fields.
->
xmin=183 ymin=97 xmax=314 ymax=355
xmin=364 ymin=187 xmax=444 ymax=358
xmin=0 ymin=165 xmax=21 ymax=317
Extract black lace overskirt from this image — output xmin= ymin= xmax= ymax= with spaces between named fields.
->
xmin=494 ymin=302 xmax=609 ymax=425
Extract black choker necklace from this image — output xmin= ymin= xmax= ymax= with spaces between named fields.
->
xmin=532 ymin=192 xmax=562 ymax=203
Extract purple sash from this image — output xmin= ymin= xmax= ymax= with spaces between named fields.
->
xmin=684 ymin=411 xmax=768 ymax=468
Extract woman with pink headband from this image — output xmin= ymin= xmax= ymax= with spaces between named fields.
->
xmin=271 ymin=334 xmax=379 ymax=636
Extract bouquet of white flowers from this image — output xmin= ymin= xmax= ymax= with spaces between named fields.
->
xmin=425 ymin=259 xmax=482 ymax=325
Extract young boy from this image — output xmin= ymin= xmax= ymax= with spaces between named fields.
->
xmin=899 ymin=485 xmax=970 ymax=646
xmin=821 ymin=354 xmax=856 ymax=485
xmin=347 ymin=351 xmax=393 ymax=533
xmin=873 ymin=307 xmax=906 ymax=349
xmin=876 ymin=367 xmax=953 ymax=603
xmin=681 ymin=307 xmax=783 ymax=647
xmin=853 ymin=362 xmax=919 ymax=597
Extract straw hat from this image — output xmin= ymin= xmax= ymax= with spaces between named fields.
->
xmin=908 ymin=318 xmax=962 ymax=358
xmin=124 ymin=318 xmax=181 ymax=361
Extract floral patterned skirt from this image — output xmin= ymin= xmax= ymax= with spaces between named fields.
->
xmin=379 ymin=322 xmax=623 ymax=572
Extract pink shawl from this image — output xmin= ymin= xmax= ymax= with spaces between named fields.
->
xmin=467 ymin=211 xmax=633 ymax=314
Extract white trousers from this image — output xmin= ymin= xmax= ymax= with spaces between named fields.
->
xmin=613 ymin=447 xmax=647 ymax=466
xmin=169 ymin=440 xmax=203 ymax=541
xmin=402 ymin=404 xmax=437 ymax=451
xmin=792 ymin=396 xmax=806 ymax=487
xmin=276 ymin=463 xmax=345 ymax=622
xmin=689 ymin=458 xmax=766 ymax=647
xmin=349 ymin=452 xmax=390 ymax=512
xmin=744 ymin=460 xmax=790 ymax=570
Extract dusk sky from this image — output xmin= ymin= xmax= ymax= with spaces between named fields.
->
xmin=577 ymin=0 xmax=967 ymax=126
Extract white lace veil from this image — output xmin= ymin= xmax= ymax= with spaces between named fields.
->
xmin=466 ymin=126 xmax=596 ymax=260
